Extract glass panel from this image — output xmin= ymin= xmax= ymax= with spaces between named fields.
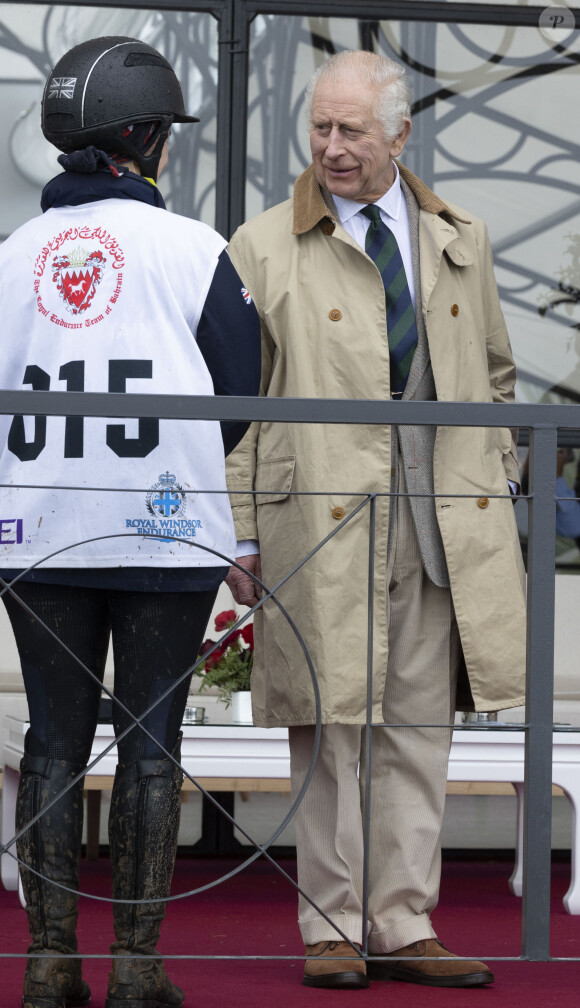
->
xmin=246 ymin=14 xmax=580 ymax=567
xmin=246 ymin=15 xmax=580 ymax=390
xmin=0 ymin=4 xmax=218 ymax=233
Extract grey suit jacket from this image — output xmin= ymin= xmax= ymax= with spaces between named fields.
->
xmin=397 ymin=178 xmax=449 ymax=588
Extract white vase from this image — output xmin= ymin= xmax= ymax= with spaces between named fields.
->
xmin=231 ymin=690 xmax=253 ymax=725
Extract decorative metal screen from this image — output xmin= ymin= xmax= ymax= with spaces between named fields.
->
xmin=0 ymin=4 xmax=218 ymax=230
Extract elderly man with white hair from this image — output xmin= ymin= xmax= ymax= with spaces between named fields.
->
xmin=226 ymin=49 xmax=526 ymax=990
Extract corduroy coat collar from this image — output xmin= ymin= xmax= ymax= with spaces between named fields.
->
xmin=291 ymin=162 xmax=470 ymax=235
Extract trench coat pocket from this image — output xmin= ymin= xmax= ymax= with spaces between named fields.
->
xmin=255 ymin=456 xmax=296 ymax=505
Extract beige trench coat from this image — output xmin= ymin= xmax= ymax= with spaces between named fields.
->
xmin=227 ymin=164 xmax=526 ymax=727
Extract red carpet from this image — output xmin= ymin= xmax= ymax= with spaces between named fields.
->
xmin=1 ymin=856 xmax=579 ymax=1006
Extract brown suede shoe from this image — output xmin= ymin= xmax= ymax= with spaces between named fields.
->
xmin=368 ymin=939 xmax=494 ymax=987
xmin=303 ymin=940 xmax=369 ymax=989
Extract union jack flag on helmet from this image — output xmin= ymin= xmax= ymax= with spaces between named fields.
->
xmin=47 ymin=77 xmax=77 ymax=100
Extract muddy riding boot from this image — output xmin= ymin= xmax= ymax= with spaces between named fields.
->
xmin=106 ymin=739 xmax=184 ymax=1008
xmin=17 ymin=751 xmax=91 ymax=1008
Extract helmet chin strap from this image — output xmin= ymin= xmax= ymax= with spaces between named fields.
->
xmin=113 ymin=116 xmax=172 ymax=181
xmin=133 ymin=126 xmax=172 ymax=181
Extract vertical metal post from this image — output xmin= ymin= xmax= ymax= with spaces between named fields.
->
xmin=215 ymin=1 xmax=234 ymax=237
xmin=522 ymin=424 xmax=558 ymax=959
xmin=228 ymin=0 xmax=251 ymax=234
xmin=214 ymin=0 xmax=251 ymax=238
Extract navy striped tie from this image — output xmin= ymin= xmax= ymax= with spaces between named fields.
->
xmin=361 ymin=204 xmax=418 ymax=396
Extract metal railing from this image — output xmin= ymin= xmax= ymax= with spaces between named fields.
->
xmin=1 ymin=389 xmax=579 ymax=965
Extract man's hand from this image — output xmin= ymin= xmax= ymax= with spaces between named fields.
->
xmin=226 ymin=554 xmax=262 ymax=607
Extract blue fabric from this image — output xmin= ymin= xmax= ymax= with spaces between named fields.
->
xmin=41 ymin=146 xmax=166 ymax=212
xmin=556 ymin=476 xmax=580 ymax=539
xmin=197 ymin=250 xmax=262 ymax=455
xmin=0 ymin=565 xmax=226 ymax=592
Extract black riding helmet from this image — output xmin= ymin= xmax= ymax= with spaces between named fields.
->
xmin=41 ymin=36 xmax=199 ymax=179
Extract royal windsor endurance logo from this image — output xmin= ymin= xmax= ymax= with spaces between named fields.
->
xmin=146 ymin=472 xmax=187 ymax=519
xmin=124 ymin=472 xmax=203 ymax=540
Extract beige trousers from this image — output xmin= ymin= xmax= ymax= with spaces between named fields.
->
xmin=289 ymin=476 xmax=461 ymax=952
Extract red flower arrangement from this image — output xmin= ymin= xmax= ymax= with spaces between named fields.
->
xmin=195 ymin=609 xmax=254 ymax=706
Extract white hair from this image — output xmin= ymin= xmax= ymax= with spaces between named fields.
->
xmin=305 ymin=50 xmax=411 ymax=141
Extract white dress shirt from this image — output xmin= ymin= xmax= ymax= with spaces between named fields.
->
xmin=332 ymin=163 xmax=416 ymax=308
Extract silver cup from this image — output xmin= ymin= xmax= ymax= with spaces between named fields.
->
xmin=183 ymin=706 xmax=206 ymax=724
xmin=461 ymin=711 xmax=498 ymax=724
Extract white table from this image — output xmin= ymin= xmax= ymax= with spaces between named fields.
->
xmin=446 ymin=726 xmax=580 ymax=913
xmin=3 ymin=715 xmax=580 ymax=913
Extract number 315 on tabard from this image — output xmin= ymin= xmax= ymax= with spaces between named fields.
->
xmin=8 ymin=359 xmax=159 ymax=461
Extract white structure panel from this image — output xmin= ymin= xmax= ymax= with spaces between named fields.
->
xmin=3 ymin=716 xmax=580 ymax=913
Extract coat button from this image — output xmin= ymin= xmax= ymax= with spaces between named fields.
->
xmin=477 ymin=497 xmax=489 ymax=509
xmin=323 ymin=220 xmax=335 ymax=235
xmin=331 ymin=506 xmax=345 ymax=520
xmin=451 ymin=304 xmax=459 ymax=316
xmin=329 ymin=309 xmax=342 ymax=321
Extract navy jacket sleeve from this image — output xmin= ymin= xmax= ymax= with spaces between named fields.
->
xmin=196 ymin=249 xmax=261 ymax=455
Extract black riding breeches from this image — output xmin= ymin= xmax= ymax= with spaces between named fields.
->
xmin=2 ymin=581 xmax=217 ymax=765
